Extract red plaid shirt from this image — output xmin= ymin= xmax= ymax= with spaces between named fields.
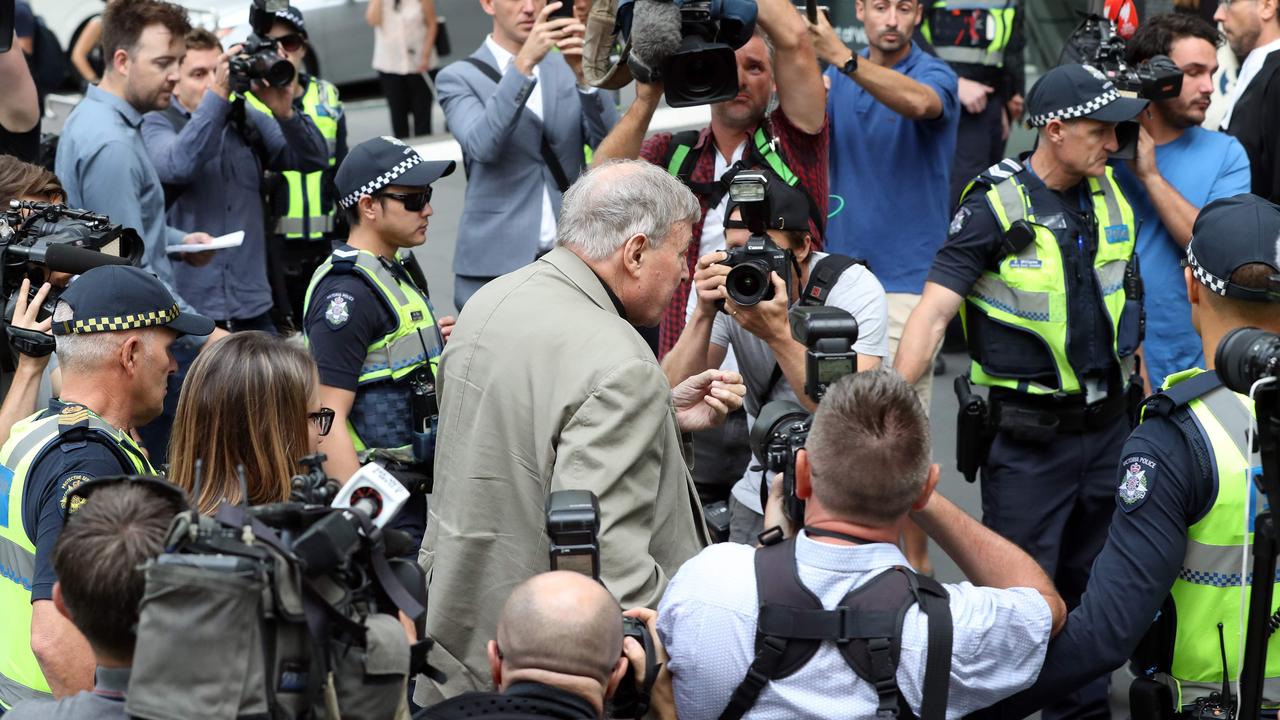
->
xmin=640 ymin=109 xmax=829 ymax=358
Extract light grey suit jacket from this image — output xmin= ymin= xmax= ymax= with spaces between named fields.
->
xmin=437 ymin=46 xmax=618 ymax=278
xmin=415 ymin=247 xmax=710 ymax=705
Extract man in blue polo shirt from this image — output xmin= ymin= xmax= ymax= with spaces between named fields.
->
xmin=808 ymin=0 xmax=958 ymax=574
xmin=1110 ymin=13 xmax=1251 ymax=390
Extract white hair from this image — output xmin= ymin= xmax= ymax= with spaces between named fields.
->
xmin=556 ymin=160 xmax=700 ymax=261
xmin=52 ymin=300 xmax=130 ymax=374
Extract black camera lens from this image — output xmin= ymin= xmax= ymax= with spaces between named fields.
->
xmin=726 ymin=261 xmax=772 ymax=306
xmin=748 ymin=400 xmax=810 ymax=466
xmin=1216 ymin=327 xmax=1280 ymax=395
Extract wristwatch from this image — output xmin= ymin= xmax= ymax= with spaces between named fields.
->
xmin=841 ymin=53 xmax=858 ymax=76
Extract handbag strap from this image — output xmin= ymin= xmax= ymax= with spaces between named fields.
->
xmin=460 ymin=57 xmax=571 ymax=193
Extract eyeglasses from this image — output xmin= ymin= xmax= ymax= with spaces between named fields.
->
xmin=308 ymin=407 xmax=335 ymax=436
xmin=273 ymin=33 xmax=305 ymax=52
xmin=376 ymin=188 xmax=433 ymax=212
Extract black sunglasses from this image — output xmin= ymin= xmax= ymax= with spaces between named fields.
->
xmin=376 ymin=188 xmax=433 ymax=212
xmin=273 ymin=33 xmax=305 ymax=52
xmin=308 ymin=407 xmax=335 ymax=436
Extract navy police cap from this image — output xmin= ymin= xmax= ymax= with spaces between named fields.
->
xmin=1026 ymin=63 xmax=1148 ymax=128
xmin=53 ymin=265 xmax=216 ymax=337
xmin=1186 ymin=193 xmax=1280 ymax=303
xmin=336 ymin=137 xmax=456 ymax=210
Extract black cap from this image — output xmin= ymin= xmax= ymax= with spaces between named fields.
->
xmin=1186 ymin=193 xmax=1280 ymax=302
xmin=336 ymin=137 xmax=456 ymax=209
xmin=273 ymin=5 xmax=306 ymax=35
xmin=727 ymin=179 xmax=817 ymax=238
xmin=1026 ymin=64 xmax=1148 ymax=127
xmin=52 ymin=265 xmax=215 ymax=337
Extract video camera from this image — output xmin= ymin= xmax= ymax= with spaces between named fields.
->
xmin=748 ymin=305 xmax=859 ymax=527
xmin=1059 ymin=12 xmax=1182 ymax=159
xmin=718 ymin=172 xmax=792 ymax=307
xmin=125 ymin=455 xmax=436 ymax=720
xmin=546 ymin=490 xmax=655 ymax=719
xmin=619 ymin=0 xmax=757 ymax=107
xmin=229 ymin=0 xmax=296 ymax=92
xmin=0 ymin=201 xmax=142 ymax=354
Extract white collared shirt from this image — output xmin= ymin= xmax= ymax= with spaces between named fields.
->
xmin=484 ymin=35 xmax=556 ymax=251
xmin=1220 ymin=36 xmax=1280 ymax=130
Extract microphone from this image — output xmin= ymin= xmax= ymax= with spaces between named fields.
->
xmin=1102 ymin=0 xmax=1138 ymax=39
xmin=628 ymin=0 xmax=682 ymax=83
xmin=10 ymin=242 xmax=131 ymax=276
xmin=332 ymin=463 xmax=410 ymax=529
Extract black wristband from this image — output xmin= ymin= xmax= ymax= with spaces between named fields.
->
xmin=7 ymin=324 xmax=55 ymax=358
xmin=841 ymin=53 xmax=859 ymax=76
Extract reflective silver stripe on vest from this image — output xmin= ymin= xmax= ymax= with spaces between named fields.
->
xmin=1198 ymin=385 xmax=1254 ymax=461
xmin=1095 ymin=179 xmax=1125 ymax=227
xmin=935 ymin=46 xmax=1005 ymax=66
xmin=994 ymin=178 xmax=1028 ymax=224
xmin=0 ymin=670 xmax=51 ymax=708
xmin=1097 ymin=260 xmax=1128 ymax=297
xmin=0 ymin=535 xmax=34 ymax=591
xmin=1178 ymin=539 xmax=1279 ymax=587
xmin=326 ymin=138 xmax=338 ymax=156
xmin=969 ymin=275 xmax=1052 ymax=322
xmin=0 ymin=416 xmax=60 ymax=469
xmin=276 ymin=216 xmax=335 ymax=235
xmin=361 ymin=334 xmax=436 ymax=378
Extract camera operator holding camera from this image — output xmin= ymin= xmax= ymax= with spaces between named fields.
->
xmin=658 ymin=370 xmax=1066 ymax=719
xmin=894 ymin=62 xmax=1147 ymax=719
xmin=988 ymin=194 xmax=1280 ymax=718
xmin=663 ymin=175 xmax=888 ymax=543
xmin=0 ymin=264 xmax=213 ymax=713
xmin=590 ymin=0 xmax=827 ymax=358
xmin=2 ymin=480 xmax=185 ymax=720
xmin=1112 ymin=13 xmax=1252 ymax=392
xmin=419 ymin=571 xmax=674 ymax=720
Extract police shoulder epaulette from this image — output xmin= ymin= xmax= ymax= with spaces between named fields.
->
xmin=1143 ymin=372 xmax=1224 ymax=418
xmin=977 ymin=158 xmax=1024 ymax=188
xmin=57 ymin=404 xmax=92 ymax=434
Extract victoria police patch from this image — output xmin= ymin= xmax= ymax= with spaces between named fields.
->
xmin=324 ymin=293 xmax=353 ymax=329
xmin=949 ymin=207 xmax=971 ymax=236
xmin=1117 ymin=454 xmax=1157 ymax=512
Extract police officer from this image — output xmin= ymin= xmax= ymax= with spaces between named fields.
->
xmin=0 ymin=265 xmax=213 ymax=712
xmin=249 ymin=5 xmax=349 ymax=331
xmin=303 ymin=136 xmax=454 ymax=547
xmin=990 ymin=194 xmax=1280 ymax=717
xmin=919 ymin=0 xmax=1026 ymax=206
xmin=893 ymin=62 xmax=1148 ymax=719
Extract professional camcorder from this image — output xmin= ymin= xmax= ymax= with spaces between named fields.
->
xmin=718 ymin=172 xmax=792 ymax=307
xmin=229 ymin=0 xmax=296 ymax=91
xmin=546 ymin=490 xmax=656 ymax=719
xmin=1216 ymin=327 xmax=1280 ymax=397
xmin=749 ymin=305 xmax=859 ymax=527
xmin=618 ymin=0 xmax=757 ymax=106
xmin=124 ymin=455 xmax=436 ymax=720
xmin=0 ymin=201 xmax=142 ymax=356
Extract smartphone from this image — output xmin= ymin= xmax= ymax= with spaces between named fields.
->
xmin=549 ymin=0 xmax=575 ymax=20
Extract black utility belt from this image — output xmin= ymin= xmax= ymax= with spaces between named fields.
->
xmin=989 ymin=387 xmax=1126 ymax=439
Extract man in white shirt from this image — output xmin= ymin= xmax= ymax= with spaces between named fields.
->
xmin=436 ymin=0 xmax=617 ymax=309
xmin=1217 ymin=0 xmax=1280 ymax=203
xmin=658 ymin=370 xmax=1066 ymax=719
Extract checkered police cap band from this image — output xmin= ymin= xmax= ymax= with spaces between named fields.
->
xmin=339 ymin=154 xmax=424 ymax=209
xmin=55 ymin=304 xmax=181 ymax=335
xmin=1028 ymin=86 xmax=1121 ymax=128
xmin=1185 ymin=246 xmax=1229 ymax=296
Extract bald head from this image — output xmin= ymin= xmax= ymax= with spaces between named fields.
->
xmin=495 ymin=571 xmax=624 ymax=685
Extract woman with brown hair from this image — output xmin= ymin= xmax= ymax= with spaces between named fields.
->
xmin=168 ymin=331 xmax=333 ymax=514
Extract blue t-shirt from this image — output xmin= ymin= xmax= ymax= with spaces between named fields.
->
xmin=1112 ymin=127 xmax=1251 ymax=388
xmin=825 ymin=42 xmax=960 ymax=294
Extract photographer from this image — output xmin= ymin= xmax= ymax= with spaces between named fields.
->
xmin=990 ymin=194 xmax=1280 ymax=717
xmin=591 ymin=0 xmax=826 ymax=357
xmin=168 ymin=331 xmax=328 ymax=513
xmin=3 ymin=480 xmax=185 ymax=720
xmin=143 ymin=26 xmax=328 ymax=334
xmin=0 ymin=265 xmax=213 ymax=712
xmin=1113 ymin=13 xmax=1251 ymax=391
xmin=663 ymin=177 xmax=888 ymax=542
xmin=658 ymin=370 xmax=1065 ymax=719
xmin=418 ymin=571 xmax=674 ymax=720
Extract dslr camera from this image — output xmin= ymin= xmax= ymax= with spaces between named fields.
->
xmin=546 ymin=490 xmax=655 ymax=719
xmin=717 ymin=172 xmax=792 ymax=307
xmin=1216 ymin=326 xmax=1280 ymax=397
xmin=228 ymin=0 xmax=297 ymax=92
xmin=749 ymin=305 xmax=859 ymax=527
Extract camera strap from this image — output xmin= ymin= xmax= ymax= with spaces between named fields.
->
xmin=460 ymin=58 xmax=572 ymax=193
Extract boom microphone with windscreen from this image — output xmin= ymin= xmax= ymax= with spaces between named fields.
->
xmin=627 ymin=0 xmax=682 ymax=82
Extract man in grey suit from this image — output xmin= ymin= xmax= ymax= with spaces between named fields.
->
xmin=438 ymin=0 xmax=618 ymax=310
xmin=415 ymin=160 xmax=747 ymax=705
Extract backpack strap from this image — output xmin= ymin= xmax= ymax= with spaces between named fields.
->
xmin=799 ymin=253 xmax=867 ymax=307
xmin=745 ymin=126 xmax=827 ymax=238
xmin=662 ymin=129 xmax=703 ymax=183
xmin=914 ymin=574 xmax=953 ymax=720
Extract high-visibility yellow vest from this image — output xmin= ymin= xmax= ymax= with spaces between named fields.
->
xmin=0 ymin=404 xmax=154 ymax=709
xmin=958 ymin=159 xmax=1139 ymax=395
xmin=248 ymin=75 xmax=342 ymax=240
xmin=302 ymin=247 xmax=442 ymax=464
xmin=1143 ymin=368 xmax=1280 ymax=708
xmin=920 ymin=0 xmax=1018 ymax=68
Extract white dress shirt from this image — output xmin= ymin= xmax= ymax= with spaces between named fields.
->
xmin=658 ymin=534 xmax=1053 ymax=719
xmin=1220 ymin=37 xmax=1280 ymax=130
xmin=484 ymin=35 xmax=557 ymax=251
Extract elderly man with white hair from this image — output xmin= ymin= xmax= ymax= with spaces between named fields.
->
xmin=416 ymin=159 xmax=746 ymax=706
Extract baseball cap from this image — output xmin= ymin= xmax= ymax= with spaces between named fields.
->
xmin=1186 ymin=193 xmax=1280 ymax=303
xmin=336 ymin=137 xmax=456 ymax=209
xmin=52 ymin=265 xmax=215 ymax=337
xmin=1026 ymin=63 xmax=1149 ymax=127
xmin=726 ymin=178 xmax=818 ymax=238
xmin=272 ymin=5 xmax=307 ymax=35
